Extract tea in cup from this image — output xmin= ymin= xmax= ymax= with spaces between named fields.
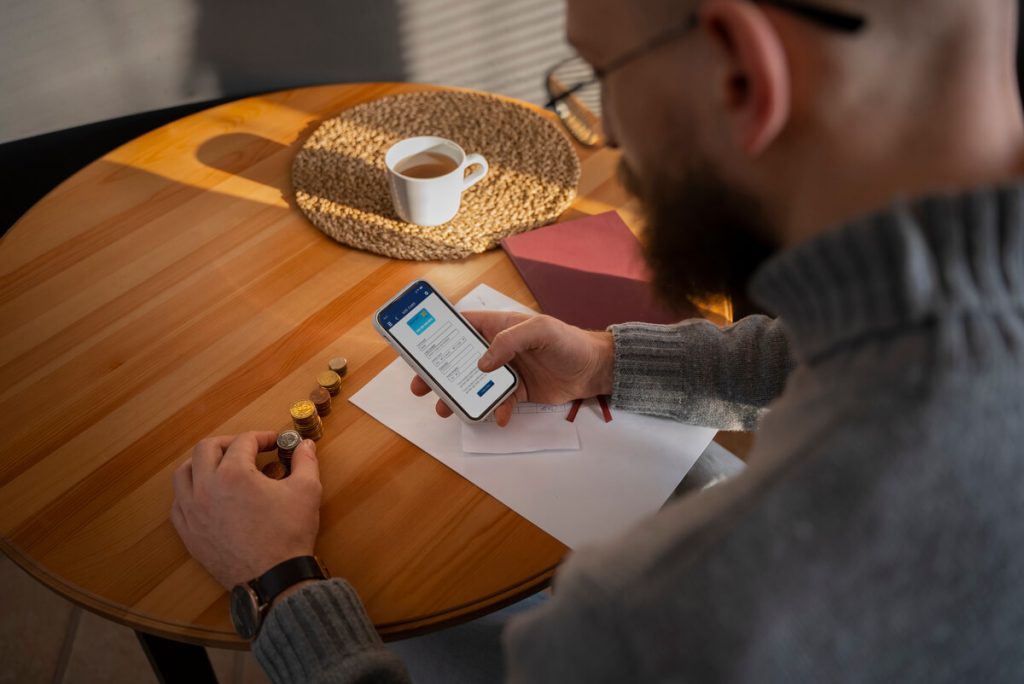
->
xmin=385 ymin=136 xmax=488 ymax=226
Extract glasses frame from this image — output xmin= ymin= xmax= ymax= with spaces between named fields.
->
xmin=544 ymin=0 xmax=867 ymax=146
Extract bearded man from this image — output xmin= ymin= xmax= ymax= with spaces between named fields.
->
xmin=173 ymin=1 xmax=1024 ymax=681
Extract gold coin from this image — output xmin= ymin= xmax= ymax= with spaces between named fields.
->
xmin=297 ymin=417 xmax=324 ymax=440
xmin=317 ymin=370 xmax=341 ymax=388
xmin=290 ymin=400 xmax=316 ymax=420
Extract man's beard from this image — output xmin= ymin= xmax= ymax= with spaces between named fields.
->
xmin=619 ymin=158 xmax=777 ymax=311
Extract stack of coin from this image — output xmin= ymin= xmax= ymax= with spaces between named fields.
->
xmin=276 ymin=430 xmax=302 ymax=471
xmin=261 ymin=461 xmax=287 ymax=480
xmin=309 ymin=387 xmax=332 ymax=417
xmin=328 ymin=356 xmax=348 ymax=378
xmin=289 ymin=401 xmax=323 ymax=441
xmin=317 ymin=370 xmax=342 ymax=397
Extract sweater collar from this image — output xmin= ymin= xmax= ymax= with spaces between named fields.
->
xmin=749 ymin=183 xmax=1024 ymax=363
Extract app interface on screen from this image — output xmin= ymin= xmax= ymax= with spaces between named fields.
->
xmin=379 ymin=282 xmax=515 ymax=418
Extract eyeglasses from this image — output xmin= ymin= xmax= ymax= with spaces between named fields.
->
xmin=544 ymin=0 xmax=867 ymax=147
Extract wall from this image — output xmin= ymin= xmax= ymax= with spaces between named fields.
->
xmin=0 ymin=0 xmax=570 ymax=144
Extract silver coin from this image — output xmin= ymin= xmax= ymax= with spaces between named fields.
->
xmin=328 ymin=357 xmax=348 ymax=376
xmin=276 ymin=430 xmax=302 ymax=450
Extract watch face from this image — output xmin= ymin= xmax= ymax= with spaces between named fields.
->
xmin=229 ymin=584 xmax=260 ymax=640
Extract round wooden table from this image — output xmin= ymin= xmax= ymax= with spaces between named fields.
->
xmin=0 ymin=83 xmax=730 ymax=652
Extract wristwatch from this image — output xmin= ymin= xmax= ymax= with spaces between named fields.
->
xmin=229 ymin=555 xmax=329 ymax=640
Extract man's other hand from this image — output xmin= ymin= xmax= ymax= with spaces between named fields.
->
xmin=410 ymin=311 xmax=614 ymax=427
xmin=171 ymin=431 xmax=322 ymax=588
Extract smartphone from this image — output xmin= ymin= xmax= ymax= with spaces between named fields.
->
xmin=373 ymin=279 xmax=519 ymax=423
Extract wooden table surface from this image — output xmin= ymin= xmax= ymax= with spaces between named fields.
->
xmin=0 ymin=83 xmax=734 ymax=648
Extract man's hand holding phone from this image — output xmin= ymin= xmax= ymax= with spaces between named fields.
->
xmin=410 ymin=311 xmax=615 ymax=426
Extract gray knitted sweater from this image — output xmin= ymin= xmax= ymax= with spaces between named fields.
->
xmin=254 ymin=185 xmax=1024 ymax=682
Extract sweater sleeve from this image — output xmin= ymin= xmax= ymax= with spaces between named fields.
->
xmin=610 ymin=314 xmax=794 ymax=430
xmin=252 ymin=579 xmax=411 ymax=684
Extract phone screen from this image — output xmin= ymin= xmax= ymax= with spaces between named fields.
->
xmin=377 ymin=281 xmax=517 ymax=420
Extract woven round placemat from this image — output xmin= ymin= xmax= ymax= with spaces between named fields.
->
xmin=291 ymin=91 xmax=580 ymax=261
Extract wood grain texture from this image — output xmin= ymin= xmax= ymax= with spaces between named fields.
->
xmin=0 ymin=83 xmax=733 ymax=648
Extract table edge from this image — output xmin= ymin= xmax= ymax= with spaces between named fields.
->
xmin=1 ymin=536 xmax=559 ymax=648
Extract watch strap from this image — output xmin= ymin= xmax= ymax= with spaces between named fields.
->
xmin=253 ymin=555 xmax=328 ymax=606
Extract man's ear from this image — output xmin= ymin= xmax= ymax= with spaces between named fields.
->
xmin=700 ymin=0 xmax=791 ymax=156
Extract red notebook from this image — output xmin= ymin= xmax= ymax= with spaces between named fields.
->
xmin=501 ymin=212 xmax=690 ymax=330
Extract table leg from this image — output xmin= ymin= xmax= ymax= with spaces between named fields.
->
xmin=135 ymin=631 xmax=219 ymax=684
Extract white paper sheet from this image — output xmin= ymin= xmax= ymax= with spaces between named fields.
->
xmin=462 ymin=402 xmax=580 ymax=454
xmin=350 ymin=284 xmax=717 ymax=549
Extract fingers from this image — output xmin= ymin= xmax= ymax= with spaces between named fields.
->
xmin=191 ymin=435 xmax=234 ymax=479
xmin=493 ymin=396 xmax=517 ymax=427
xmin=415 ymin=376 xmax=453 ymax=417
xmin=410 ymin=374 xmax=432 ymax=397
xmin=479 ymin=315 xmax=555 ymax=371
xmin=514 ymin=379 xmax=530 ymax=404
xmin=435 ymin=400 xmax=454 ymax=418
xmin=255 ymin=431 xmax=281 ymax=453
xmin=220 ymin=431 xmax=279 ymax=470
xmin=173 ymin=459 xmax=194 ymax=506
xmin=287 ymin=440 xmax=322 ymax=495
xmin=170 ymin=500 xmax=189 ymax=534
xmin=411 ymin=374 xmax=453 ymax=418
xmin=462 ymin=311 xmax=532 ymax=343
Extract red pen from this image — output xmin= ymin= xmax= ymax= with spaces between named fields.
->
xmin=566 ymin=398 xmax=583 ymax=422
xmin=566 ymin=397 xmax=613 ymax=423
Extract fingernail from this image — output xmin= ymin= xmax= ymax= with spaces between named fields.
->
xmin=478 ymin=352 xmax=492 ymax=369
xmin=304 ymin=439 xmax=317 ymax=454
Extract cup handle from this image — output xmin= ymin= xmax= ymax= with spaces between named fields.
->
xmin=461 ymin=153 xmax=489 ymax=192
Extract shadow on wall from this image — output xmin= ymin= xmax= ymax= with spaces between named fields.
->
xmin=188 ymin=0 xmax=405 ymax=95
xmin=189 ymin=0 xmax=571 ymax=106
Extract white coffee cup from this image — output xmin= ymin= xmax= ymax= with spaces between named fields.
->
xmin=385 ymin=136 xmax=489 ymax=226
